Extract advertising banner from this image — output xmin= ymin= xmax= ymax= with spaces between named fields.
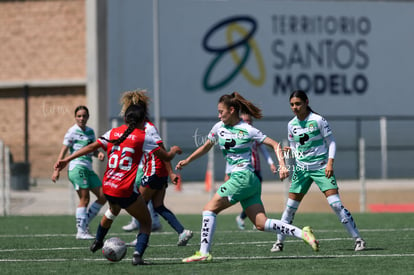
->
xmin=107 ymin=0 xmax=414 ymax=118
xmin=156 ymin=0 xmax=414 ymax=117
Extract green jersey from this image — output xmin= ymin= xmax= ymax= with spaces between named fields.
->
xmin=288 ymin=112 xmax=333 ymax=170
xmin=63 ymin=124 xmax=96 ymax=171
xmin=208 ymin=120 xmax=267 ymax=173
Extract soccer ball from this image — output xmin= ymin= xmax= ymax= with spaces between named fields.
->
xmin=102 ymin=237 xmax=127 ymax=262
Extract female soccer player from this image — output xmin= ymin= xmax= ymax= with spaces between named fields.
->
xmin=225 ymin=113 xmax=277 ymax=230
xmin=51 ymin=105 xmax=106 ymax=240
xmin=270 ymin=90 xmax=365 ymax=253
xmin=120 ymin=90 xmax=193 ymax=246
xmin=54 ymin=104 xmax=182 ymax=265
xmin=176 ymin=92 xmax=319 ymax=263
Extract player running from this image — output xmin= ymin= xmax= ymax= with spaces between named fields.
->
xmin=176 ymin=92 xmax=319 ymax=263
xmin=119 ymin=90 xmax=193 ymax=246
xmin=228 ymin=112 xmax=277 ymax=230
xmin=51 ymin=105 xmax=106 ymax=240
xmin=54 ymin=104 xmax=182 ymax=265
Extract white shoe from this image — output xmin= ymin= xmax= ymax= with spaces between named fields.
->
xmin=354 ymin=238 xmax=366 ymax=251
xmin=270 ymin=241 xmax=284 ymax=252
xmin=122 ymin=220 xmax=140 ymax=232
xmin=236 ymin=215 xmax=245 ymax=230
xmin=132 ymin=251 xmax=145 ymax=265
xmin=177 ymin=229 xmax=193 ymax=246
xmin=76 ymin=231 xmax=95 ymax=240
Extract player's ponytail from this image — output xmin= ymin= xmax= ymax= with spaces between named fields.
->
xmin=219 ymin=92 xmax=263 ymax=119
xmin=101 ymin=104 xmax=146 ymax=145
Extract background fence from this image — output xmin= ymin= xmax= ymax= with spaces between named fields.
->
xmin=0 ymin=140 xmax=11 ymax=216
xmin=111 ymin=115 xmax=414 ymax=181
xmin=2 ymin=112 xmax=414 ymax=216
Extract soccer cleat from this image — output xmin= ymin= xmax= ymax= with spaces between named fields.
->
xmin=122 ymin=220 xmax=140 ymax=232
xmin=182 ymin=251 xmax=212 ymax=263
xmin=132 ymin=251 xmax=145 ymax=265
xmin=90 ymin=239 xmax=103 ymax=253
xmin=177 ymin=229 xmax=193 ymax=246
xmin=236 ymin=215 xmax=245 ymax=230
xmin=270 ymin=241 xmax=284 ymax=252
xmin=302 ymin=226 xmax=319 ymax=252
xmin=354 ymin=238 xmax=366 ymax=251
xmin=76 ymin=231 xmax=95 ymax=240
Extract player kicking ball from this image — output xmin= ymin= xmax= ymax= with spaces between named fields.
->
xmin=176 ymin=92 xmax=319 ymax=262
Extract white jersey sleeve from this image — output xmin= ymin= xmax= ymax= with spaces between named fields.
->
xmin=207 ymin=121 xmax=222 ymax=144
xmin=144 ymin=122 xmax=163 ymax=144
xmin=97 ymin=129 xmax=111 ymax=151
xmin=62 ymin=124 xmax=79 ymax=147
xmin=249 ymin=126 xmax=267 ymax=144
xmin=320 ymin=116 xmax=333 ymax=138
xmin=143 ymin=132 xmax=161 ymax=155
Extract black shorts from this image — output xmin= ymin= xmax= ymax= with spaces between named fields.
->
xmin=140 ymin=174 xmax=168 ymax=190
xmin=104 ymin=192 xmax=140 ymax=209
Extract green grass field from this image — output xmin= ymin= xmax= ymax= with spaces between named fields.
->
xmin=1 ymin=213 xmax=414 ymax=274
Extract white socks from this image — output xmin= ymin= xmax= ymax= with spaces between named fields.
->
xmin=264 ymin=218 xmax=303 ymax=239
xmin=87 ymin=202 xmax=103 ymax=224
xmin=76 ymin=207 xmax=88 ymax=233
xmin=78 ymin=202 xmax=104 ymax=233
xmin=275 ymin=194 xmax=362 ymax=243
xmin=328 ymin=194 xmax=361 ymax=239
xmin=277 ymin=198 xmax=300 ymax=243
xmin=199 ymin=210 xmax=216 ymax=254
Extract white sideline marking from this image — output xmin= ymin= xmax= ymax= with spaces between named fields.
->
xmin=0 ymin=227 xmax=413 ymax=239
xmin=0 ymin=238 xmax=346 ymax=252
xmin=1 ymin=228 xmax=414 ymax=263
xmin=1 ymin=253 xmax=414 ymax=263
xmin=0 ymin=232 xmax=174 ymax=238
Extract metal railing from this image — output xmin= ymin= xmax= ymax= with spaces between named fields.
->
xmin=0 ymin=140 xmax=11 ymax=216
xmin=110 ymin=115 xmax=414 ymax=180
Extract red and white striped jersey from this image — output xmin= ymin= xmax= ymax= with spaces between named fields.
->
xmin=98 ymin=124 xmax=160 ymax=197
xmin=141 ymin=120 xmax=168 ymax=177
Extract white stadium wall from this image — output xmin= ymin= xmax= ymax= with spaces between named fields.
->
xmin=106 ymin=0 xmax=414 ymax=180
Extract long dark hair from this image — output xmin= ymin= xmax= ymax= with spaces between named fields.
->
xmin=289 ymin=90 xmax=317 ymax=114
xmin=102 ymin=104 xmax=146 ymax=145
